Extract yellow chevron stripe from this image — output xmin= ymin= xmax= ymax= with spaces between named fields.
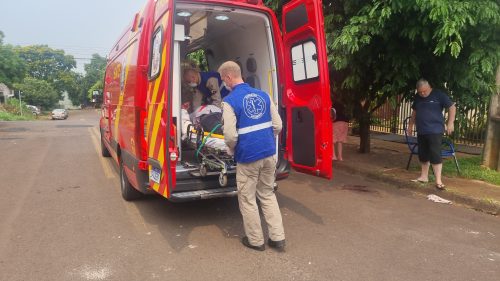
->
xmin=158 ymin=142 xmax=168 ymax=197
xmin=114 ymin=40 xmax=137 ymax=138
xmin=147 ymin=13 xmax=170 ymax=157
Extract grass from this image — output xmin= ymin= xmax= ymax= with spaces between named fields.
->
xmin=0 ymin=111 xmax=35 ymax=121
xmin=443 ymin=155 xmax=500 ymax=186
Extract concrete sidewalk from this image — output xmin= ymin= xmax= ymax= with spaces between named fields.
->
xmin=334 ymin=134 xmax=500 ymax=215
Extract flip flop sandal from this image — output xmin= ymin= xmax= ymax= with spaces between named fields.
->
xmin=411 ymin=179 xmax=429 ymax=183
xmin=436 ymin=184 xmax=446 ymax=190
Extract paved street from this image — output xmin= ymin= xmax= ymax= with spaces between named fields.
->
xmin=0 ymin=110 xmax=499 ymax=281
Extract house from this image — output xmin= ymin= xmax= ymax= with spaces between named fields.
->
xmin=0 ymin=83 xmax=15 ymax=104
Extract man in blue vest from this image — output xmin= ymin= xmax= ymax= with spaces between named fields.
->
xmin=219 ymin=61 xmax=285 ymax=252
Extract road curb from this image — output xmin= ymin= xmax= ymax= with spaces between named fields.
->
xmin=336 ymin=163 xmax=500 ymax=216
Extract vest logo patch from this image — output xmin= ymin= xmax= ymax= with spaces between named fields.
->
xmin=243 ymin=93 xmax=266 ymax=120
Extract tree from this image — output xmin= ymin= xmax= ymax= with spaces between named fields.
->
xmin=81 ymin=54 xmax=107 ymax=105
xmin=16 ymin=45 xmax=77 ymax=97
xmin=330 ymin=0 xmax=500 ymax=152
xmin=59 ymin=71 xmax=83 ymax=105
xmin=0 ymin=31 xmax=26 ymax=87
xmin=14 ymin=77 xmax=59 ymax=109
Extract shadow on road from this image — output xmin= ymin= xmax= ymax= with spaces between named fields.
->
xmin=130 ymin=195 xmax=242 ymax=252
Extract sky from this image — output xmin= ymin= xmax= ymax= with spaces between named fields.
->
xmin=0 ymin=0 xmax=146 ymax=72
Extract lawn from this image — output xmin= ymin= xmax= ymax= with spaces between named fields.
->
xmin=0 ymin=111 xmax=35 ymax=121
xmin=443 ymin=155 xmax=500 ymax=186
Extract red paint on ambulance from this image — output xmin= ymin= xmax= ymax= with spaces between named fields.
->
xmin=100 ymin=0 xmax=332 ymax=201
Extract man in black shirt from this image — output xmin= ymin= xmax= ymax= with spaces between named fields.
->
xmin=407 ymin=79 xmax=456 ymax=190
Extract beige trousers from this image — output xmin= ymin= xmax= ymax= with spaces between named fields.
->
xmin=236 ymin=156 xmax=285 ymax=246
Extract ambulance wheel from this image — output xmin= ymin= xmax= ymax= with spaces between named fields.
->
xmin=100 ymin=135 xmax=111 ymax=157
xmin=219 ymin=174 xmax=228 ymax=187
xmin=120 ymin=159 xmax=142 ymax=201
xmin=200 ymin=164 xmax=207 ymax=177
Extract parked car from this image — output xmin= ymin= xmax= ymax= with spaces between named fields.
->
xmin=26 ymin=105 xmax=41 ymax=115
xmin=51 ymin=109 xmax=68 ymax=120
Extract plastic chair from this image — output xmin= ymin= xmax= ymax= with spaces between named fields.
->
xmin=403 ymin=117 xmax=460 ymax=174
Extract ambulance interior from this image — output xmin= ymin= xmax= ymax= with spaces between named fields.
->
xmin=171 ymin=3 xmax=279 ymax=183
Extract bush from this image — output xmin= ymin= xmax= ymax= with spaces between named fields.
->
xmin=2 ymin=98 xmax=37 ymax=116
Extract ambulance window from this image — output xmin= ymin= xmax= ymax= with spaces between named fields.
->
xmin=149 ymin=27 xmax=163 ymax=79
xmin=291 ymin=40 xmax=319 ymax=82
xmin=285 ymin=4 xmax=308 ymax=33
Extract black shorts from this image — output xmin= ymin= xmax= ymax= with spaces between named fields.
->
xmin=417 ymin=134 xmax=443 ymax=164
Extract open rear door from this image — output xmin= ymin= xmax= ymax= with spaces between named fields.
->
xmin=282 ymin=0 xmax=332 ymax=179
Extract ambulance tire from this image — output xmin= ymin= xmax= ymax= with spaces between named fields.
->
xmin=120 ymin=159 xmax=143 ymax=201
xmin=101 ymin=135 xmax=111 ymax=157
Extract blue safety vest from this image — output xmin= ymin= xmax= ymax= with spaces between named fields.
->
xmin=198 ymin=72 xmax=230 ymax=99
xmin=224 ymin=83 xmax=275 ymax=163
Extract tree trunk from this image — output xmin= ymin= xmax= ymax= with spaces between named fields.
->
xmin=358 ymin=113 xmax=371 ymax=153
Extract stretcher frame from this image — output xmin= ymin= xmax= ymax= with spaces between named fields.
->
xmin=186 ymin=124 xmax=236 ymax=186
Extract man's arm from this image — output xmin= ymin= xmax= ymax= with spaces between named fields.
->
xmin=222 ymin=102 xmax=238 ymax=153
xmin=206 ymin=77 xmax=222 ymax=108
xmin=446 ymin=104 xmax=456 ymax=135
xmin=270 ymin=101 xmax=282 ymax=136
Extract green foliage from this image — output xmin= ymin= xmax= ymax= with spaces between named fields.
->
xmin=443 ymin=156 xmax=500 ymax=186
xmin=0 ymin=32 xmax=102 ymax=107
xmin=330 ymin=0 xmax=499 ymax=152
xmin=88 ymin=80 xmax=103 ymax=100
xmin=80 ymin=54 xmax=106 ymax=105
xmin=4 ymin=97 xmax=28 ymax=115
xmin=0 ymin=111 xmax=35 ymax=121
xmin=187 ymin=49 xmax=208 ymax=71
xmin=16 ymin=45 xmax=77 ymax=96
xmin=0 ymin=31 xmax=26 ymax=87
xmin=14 ymin=77 xmax=59 ymax=108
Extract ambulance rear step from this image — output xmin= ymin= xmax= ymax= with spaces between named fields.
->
xmin=169 ymin=187 xmax=238 ymax=202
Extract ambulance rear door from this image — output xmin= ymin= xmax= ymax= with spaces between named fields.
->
xmin=282 ymin=0 xmax=332 ymax=179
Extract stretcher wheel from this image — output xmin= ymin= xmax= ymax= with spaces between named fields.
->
xmin=219 ymin=173 xmax=228 ymax=187
xmin=200 ymin=164 xmax=207 ymax=177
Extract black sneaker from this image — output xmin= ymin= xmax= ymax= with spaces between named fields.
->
xmin=267 ymin=238 xmax=285 ymax=251
xmin=241 ymin=237 xmax=265 ymax=251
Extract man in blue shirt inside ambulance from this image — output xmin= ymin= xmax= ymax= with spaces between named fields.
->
xmin=219 ymin=61 xmax=285 ymax=252
xmin=183 ymin=66 xmax=230 ymax=109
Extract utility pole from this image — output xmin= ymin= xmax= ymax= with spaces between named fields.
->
xmin=19 ymin=90 xmax=23 ymax=116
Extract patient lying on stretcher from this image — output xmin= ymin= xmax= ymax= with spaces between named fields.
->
xmin=181 ymin=104 xmax=229 ymax=153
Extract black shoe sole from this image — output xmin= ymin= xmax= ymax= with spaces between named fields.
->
xmin=268 ymin=238 xmax=285 ymax=251
xmin=242 ymin=237 xmax=265 ymax=251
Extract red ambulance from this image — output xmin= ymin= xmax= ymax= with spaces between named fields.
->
xmin=100 ymin=0 xmax=332 ymax=201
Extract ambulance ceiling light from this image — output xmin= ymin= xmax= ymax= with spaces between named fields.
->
xmin=215 ymin=15 xmax=229 ymax=21
xmin=177 ymin=11 xmax=192 ymax=17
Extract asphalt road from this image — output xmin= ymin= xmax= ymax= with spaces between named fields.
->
xmin=0 ymin=110 xmax=499 ymax=281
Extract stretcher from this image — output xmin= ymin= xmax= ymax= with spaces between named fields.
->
xmin=186 ymin=124 xmax=235 ymax=186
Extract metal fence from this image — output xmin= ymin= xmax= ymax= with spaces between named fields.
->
xmin=369 ymin=96 xmax=489 ymax=147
